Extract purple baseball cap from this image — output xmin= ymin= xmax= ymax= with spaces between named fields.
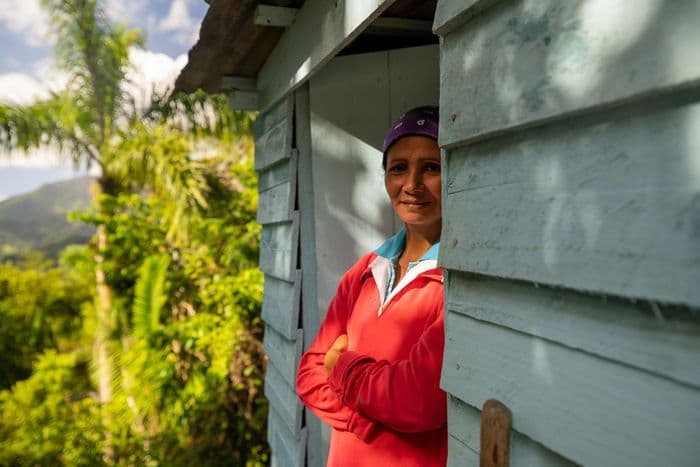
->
xmin=382 ymin=105 xmax=439 ymax=156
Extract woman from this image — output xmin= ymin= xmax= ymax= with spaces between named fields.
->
xmin=295 ymin=106 xmax=446 ymax=466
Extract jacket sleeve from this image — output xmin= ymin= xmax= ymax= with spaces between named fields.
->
xmin=295 ymin=257 xmax=379 ymax=442
xmin=328 ymin=300 xmax=446 ymax=433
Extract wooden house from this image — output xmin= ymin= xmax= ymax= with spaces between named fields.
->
xmin=177 ymin=1 xmax=700 ymax=465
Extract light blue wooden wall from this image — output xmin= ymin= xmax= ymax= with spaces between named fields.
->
xmin=255 ymin=96 xmax=307 ymax=467
xmin=434 ymin=0 xmax=700 ymax=465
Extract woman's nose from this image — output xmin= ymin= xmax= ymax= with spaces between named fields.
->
xmin=404 ymin=170 xmax=424 ymax=192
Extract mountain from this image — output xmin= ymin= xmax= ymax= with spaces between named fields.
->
xmin=0 ymin=166 xmax=89 ymax=201
xmin=0 ymin=176 xmax=96 ymax=260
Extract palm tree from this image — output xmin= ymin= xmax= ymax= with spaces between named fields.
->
xmin=0 ymin=0 xmax=249 ymax=447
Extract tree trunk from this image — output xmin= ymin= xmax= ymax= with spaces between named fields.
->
xmin=95 ymin=222 xmax=113 ymax=404
xmin=94 ymin=177 xmax=117 ymax=463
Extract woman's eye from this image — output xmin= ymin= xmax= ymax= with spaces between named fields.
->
xmin=425 ymin=162 xmax=441 ymax=173
xmin=388 ymin=164 xmax=407 ymax=173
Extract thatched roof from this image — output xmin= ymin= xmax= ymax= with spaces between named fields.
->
xmin=175 ymin=0 xmax=437 ymax=94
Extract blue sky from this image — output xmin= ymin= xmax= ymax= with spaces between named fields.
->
xmin=0 ymin=0 xmax=209 ymax=200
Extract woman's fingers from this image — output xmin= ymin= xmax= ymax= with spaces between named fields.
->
xmin=324 ymin=334 xmax=348 ymax=374
xmin=332 ymin=334 xmax=348 ymax=352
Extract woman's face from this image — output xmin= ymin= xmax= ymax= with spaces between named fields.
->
xmin=384 ymin=135 xmax=442 ymax=235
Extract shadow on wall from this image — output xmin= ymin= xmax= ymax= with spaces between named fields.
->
xmin=309 ymin=111 xmax=396 ymax=316
xmin=440 ymin=0 xmax=700 ymax=451
xmin=444 ymin=0 xmax=700 ymax=308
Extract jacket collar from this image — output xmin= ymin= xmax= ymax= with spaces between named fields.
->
xmin=374 ymin=227 xmax=441 ymax=262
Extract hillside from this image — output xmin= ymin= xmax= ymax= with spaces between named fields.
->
xmin=0 ymin=176 xmax=95 ymax=260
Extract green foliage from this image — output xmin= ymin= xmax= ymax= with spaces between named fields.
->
xmin=0 ymin=351 xmax=104 ymax=466
xmin=92 ymin=144 xmax=268 ymax=466
xmin=1 ymin=141 xmax=268 ymax=465
xmin=0 ymin=248 xmax=94 ymax=389
xmin=133 ymin=255 xmax=170 ymax=339
xmin=0 ymin=0 xmax=266 ymax=463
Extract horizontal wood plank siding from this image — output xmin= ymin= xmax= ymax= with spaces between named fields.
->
xmin=439 ymin=0 xmax=700 ymax=148
xmin=261 ymin=272 xmax=301 ymax=340
xmin=441 ymin=100 xmax=700 ymax=307
xmin=437 ymin=0 xmax=700 ymax=465
xmin=258 ymin=157 xmax=293 ymax=193
xmin=441 ymin=310 xmax=700 ymax=466
xmin=255 ymin=117 xmax=293 ymax=171
xmin=448 ymin=273 xmax=700 ymax=387
xmin=257 ymin=179 xmax=296 ymax=225
xmin=265 ymin=361 xmax=303 ymax=436
xmin=447 ymin=395 xmax=574 ymax=467
xmin=254 ymin=96 xmax=293 ymax=140
xmin=447 ymin=434 xmax=478 ymax=467
xmin=264 ymin=325 xmax=303 ymax=388
xmin=256 ymin=95 xmax=305 ymax=466
xmin=268 ymin=406 xmax=307 ymax=467
xmin=259 ymin=212 xmax=299 ymax=282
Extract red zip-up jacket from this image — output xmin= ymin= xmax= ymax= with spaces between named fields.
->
xmin=296 ymin=248 xmax=447 ymax=467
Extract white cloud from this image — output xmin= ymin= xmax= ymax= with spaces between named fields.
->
xmin=129 ymin=48 xmax=187 ymax=86
xmin=159 ymin=0 xmax=194 ymax=32
xmin=123 ymin=48 xmax=188 ymax=110
xmin=0 ymin=73 xmax=45 ymax=104
xmin=104 ymin=0 xmax=149 ymax=25
xmin=0 ymin=65 xmax=69 ymax=105
xmin=0 ymin=0 xmax=49 ymax=46
xmin=158 ymin=0 xmax=200 ymax=46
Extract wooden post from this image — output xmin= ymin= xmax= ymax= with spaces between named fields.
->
xmin=480 ymin=399 xmax=512 ymax=467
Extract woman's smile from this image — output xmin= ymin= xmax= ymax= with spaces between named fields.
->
xmin=384 ymin=135 xmax=442 ymax=239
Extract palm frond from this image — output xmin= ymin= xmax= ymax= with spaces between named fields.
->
xmin=132 ymin=255 xmax=170 ymax=339
xmin=142 ymin=89 xmax=255 ymax=142
xmin=108 ymin=122 xmax=213 ymax=241
xmin=0 ymin=94 xmax=99 ymax=166
xmin=41 ymin=0 xmax=145 ymax=145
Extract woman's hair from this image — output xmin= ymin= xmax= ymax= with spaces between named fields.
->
xmin=382 ymin=106 xmax=439 ymax=169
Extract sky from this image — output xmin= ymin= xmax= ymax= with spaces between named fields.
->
xmin=0 ymin=0 xmax=209 ymax=200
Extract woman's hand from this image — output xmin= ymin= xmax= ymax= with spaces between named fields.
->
xmin=324 ymin=334 xmax=348 ymax=374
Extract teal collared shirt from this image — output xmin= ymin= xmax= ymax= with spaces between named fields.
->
xmin=375 ymin=228 xmax=440 ymax=262
xmin=371 ymin=228 xmax=441 ymax=315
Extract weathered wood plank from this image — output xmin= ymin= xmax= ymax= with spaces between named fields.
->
xmin=433 ymin=0 xmax=499 ymax=36
xmin=258 ymin=157 xmax=293 ymax=192
xmin=265 ymin=360 xmax=303 ymax=436
xmin=228 ymin=90 xmax=258 ymax=111
xmin=441 ymin=311 xmax=700 ymax=466
xmin=441 ymin=100 xmax=700 ymax=307
xmin=295 ymin=83 xmax=327 ymax=467
xmin=261 ymin=272 xmax=301 ymax=340
xmin=254 ymin=116 xmax=292 ymax=171
xmin=254 ymin=96 xmax=292 ymax=139
xmin=448 ymin=273 xmax=700 ymax=388
xmin=295 ymin=83 xmax=321 ymax=349
xmin=257 ymin=180 xmax=296 ymax=225
xmin=259 ymin=212 xmax=299 ymax=282
xmin=447 ymin=434 xmax=479 ymax=467
xmin=264 ymin=325 xmax=303 ymax=388
xmin=439 ymin=0 xmax=700 ymax=147
xmin=447 ymin=395 xmax=575 ymax=467
xmin=257 ymin=0 xmax=394 ymax=111
xmin=254 ymin=5 xmax=298 ymax=28
xmin=268 ymin=405 xmax=307 ymax=467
